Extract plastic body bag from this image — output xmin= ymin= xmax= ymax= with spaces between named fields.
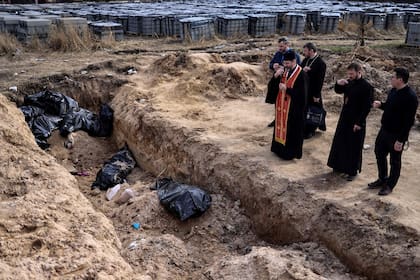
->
xmin=153 ymin=178 xmax=212 ymax=221
xmin=20 ymin=106 xmax=62 ymax=149
xmin=91 ymin=146 xmax=136 ymax=190
xmin=24 ymin=90 xmax=79 ymax=117
xmin=20 ymin=91 xmax=113 ymax=149
xmin=60 ymin=104 xmax=114 ymax=137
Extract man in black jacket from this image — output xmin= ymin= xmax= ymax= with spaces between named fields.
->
xmin=368 ymin=68 xmax=419 ymax=195
xmin=327 ymin=62 xmax=373 ymax=181
xmin=301 ymin=42 xmax=327 ymax=139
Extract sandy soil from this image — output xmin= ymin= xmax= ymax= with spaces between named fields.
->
xmin=118 ymin=44 xmax=420 ymax=234
xmin=0 ymin=32 xmax=419 ymax=279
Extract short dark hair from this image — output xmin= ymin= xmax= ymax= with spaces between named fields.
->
xmin=283 ymin=50 xmax=296 ymax=61
xmin=347 ymin=62 xmax=361 ymax=72
xmin=303 ymin=42 xmax=317 ymax=52
xmin=394 ymin=67 xmax=409 ymax=83
xmin=278 ymin=37 xmax=289 ymax=44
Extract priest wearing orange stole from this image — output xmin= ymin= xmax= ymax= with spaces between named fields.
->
xmin=271 ymin=51 xmax=308 ymax=160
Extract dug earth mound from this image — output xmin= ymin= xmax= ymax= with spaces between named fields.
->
xmin=111 ymin=51 xmax=420 ymax=279
xmin=1 ymin=39 xmax=419 ymax=279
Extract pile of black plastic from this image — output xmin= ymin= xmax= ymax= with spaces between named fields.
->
xmin=152 ymin=178 xmax=212 ymax=221
xmin=91 ymin=146 xmax=137 ymax=190
xmin=20 ymin=90 xmax=113 ymax=149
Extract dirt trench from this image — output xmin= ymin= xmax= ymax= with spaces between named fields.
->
xmin=107 ymin=51 xmax=419 ymax=280
xmin=11 ymin=49 xmax=420 ymax=279
xmin=11 ymin=68 xmax=368 ymax=279
xmin=110 ymin=86 xmax=420 ymax=280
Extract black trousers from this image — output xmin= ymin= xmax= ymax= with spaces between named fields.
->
xmin=374 ymin=128 xmax=403 ymax=189
xmin=304 ymin=123 xmax=317 ymax=135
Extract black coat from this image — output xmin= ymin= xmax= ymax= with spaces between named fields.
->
xmin=379 ymin=85 xmax=418 ymax=143
xmin=301 ymin=55 xmax=327 ymax=131
xmin=327 ymin=78 xmax=373 ymax=175
xmin=265 ymin=74 xmax=281 ymax=104
xmin=300 ymin=55 xmax=326 ymax=103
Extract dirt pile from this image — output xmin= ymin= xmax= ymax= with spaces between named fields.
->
xmin=109 ymin=50 xmax=420 ymax=279
xmin=1 ymin=35 xmax=419 ymax=280
xmin=321 ymin=45 xmax=419 ymax=114
xmin=148 ymin=52 xmax=265 ymax=101
xmin=0 ymin=95 xmax=135 ymax=279
xmin=46 ymin=128 xmax=362 ymax=280
xmin=206 ymin=245 xmax=353 ymax=280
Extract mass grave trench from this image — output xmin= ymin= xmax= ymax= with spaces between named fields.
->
xmin=13 ymin=68 xmax=365 ymax=279
xmin=13 ymin=60 xmax=420 ymax=280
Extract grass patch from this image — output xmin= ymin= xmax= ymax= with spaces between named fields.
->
xmin=0 ymin=32 xmax=21 ymax=56
xmin=370 ymin=42 xmax=405 ymax=49
xmin=324 ymin=45 xmax=354 ymax=54
xmin=48 ymin=25 xmax=93 ymax=52
xmin=91 ymin=31 xmax=117 ymax=50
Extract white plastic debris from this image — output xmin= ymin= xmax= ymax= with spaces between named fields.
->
xmin=106 ymin=184 xmax=121 ymax=201
xmin=128 ymin=241 xmax=138 ymax=250
xmin=81 ymin=70 xmax=88 ymax=75
xmin=363 ymin=144 xmax=371 ymax=150
xmin=115 ymin=188 xmax=135 ymax=204
xmin=9 ymin=86 xmax=17 ymax=92
xmin=127 ymin=68 xmax=137 ymax=75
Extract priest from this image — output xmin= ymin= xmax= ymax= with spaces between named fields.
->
xmin=271 ymin=51 xmax=308 ymax=160
xmin=327 ymin=62 xmax=373 ymax=181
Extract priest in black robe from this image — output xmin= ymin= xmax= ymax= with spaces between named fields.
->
xmin=327 ymin=62 xmax=373 ymax=180
xmin=266 ymin=37 xmax=301 ymax=127
xmin=271 ymin=51 xmax=308 ymax=160
xmin=301 ymin=42 xmax=327 ymax=139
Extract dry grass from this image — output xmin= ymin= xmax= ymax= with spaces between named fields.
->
xmin=0 ymin=32 xmax=21 ymax=56
xmin=92 ymin=31 xmax=116 ymax=50
xmin=47 ymin=25 xmax=120 ymax=51
xmin=27 ymin=35 xmax=44 ymax=50
xmin=1 ymin=25 xmax=119 ymax=55
xmin=48 ymin=25 xmax=93 ymax=52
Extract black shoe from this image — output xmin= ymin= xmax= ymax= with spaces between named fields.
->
xmin=304 ymin=132 xmax=315 ymax=139
xmin=267 ymin=120 xmax=275 ymax=127
xmin=345 ymin=174 xmax=356 ymax=181
xmin=368 ymin=179 xmax=386 ymax=189
xmin=378 ymin=185 xmax=392 ymax=196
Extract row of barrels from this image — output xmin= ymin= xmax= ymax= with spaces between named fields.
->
xmin=1 ymin=9 xmax=419 ymax=43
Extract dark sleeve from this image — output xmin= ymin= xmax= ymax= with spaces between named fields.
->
xmin=379 ymin=101 xmax=385 ymax=110
xmin=334 ymin=82 xmax=346 ymax=94
xmin=300 ymin=58 xmax=307 ymax=67
xmin=397 ymin=94 xmax=418 ymax=142
xmin=378 ymin=90 xmax=392 ymax=111
xmin=355 ymin=82 xmax=373 ymax=126
xmin=269 ymin=52 xmax=280 ymax=70
xmin=295 ymin=52 xmax=301 ymax=65
xmin=312 ymin=60 xmax=326 ymax=99
xmin=286 ymin=72 xmax=307 ymax=109
xmin=265 ymin=75 xmax=281 ymax=104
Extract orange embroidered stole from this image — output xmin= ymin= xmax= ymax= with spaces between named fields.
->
xmin=275 ymin=65 xmax=302 ymax=145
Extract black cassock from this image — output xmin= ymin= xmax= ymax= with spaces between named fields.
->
xmin=265 ymin=74 xmax=281 ymax=104
xmin=271 ymin=68 xmax=308 ymax=160
xmin=327 ymin=78 xmax=373 ymax=175
xmin=301 ymin=55 xmax=327 ymax=132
